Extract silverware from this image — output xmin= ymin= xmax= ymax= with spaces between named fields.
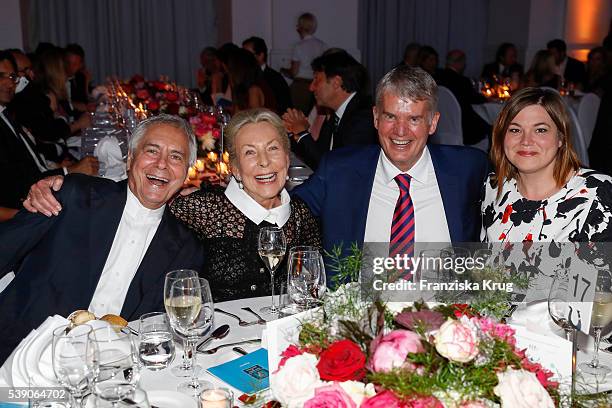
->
xmin=121 ymin=326 xmax=139 ymax=336
xmin=196 ymin=324 xmax=230 ymax=352
xmin=214 ymin=308 xmax=259 ymax=326
xmin=241 ymin=307 xmax=267 ymax=324
xmin=198 ymin=338 xmax=261 ymax=355
xmin=232 ymin=346 xmax=248 ymax=355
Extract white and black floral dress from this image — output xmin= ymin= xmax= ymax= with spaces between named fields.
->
xmin=481 ymin=168 xmax=612 ymax=244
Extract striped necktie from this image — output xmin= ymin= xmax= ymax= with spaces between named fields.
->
xmin=390 ymin=174 xmax=415 ymax=258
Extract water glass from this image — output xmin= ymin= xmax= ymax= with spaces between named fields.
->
xmin=52 ymin=324 xmax=96 ymax=408
xmin=90 ymin=325 xmax=140 ymax=403
xmin=287 ymin=249 xmax=326 ymax=311
xmin=138 ymin=312 xmax=175 ymax=371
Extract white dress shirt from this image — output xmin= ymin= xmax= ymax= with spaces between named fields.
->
xmin=364 ymin=147 xmax=451 ymax=246
xmin=88 ymin=188 xmax=165 ymax=316
xmin=225 ymin=177 xmax=291 ymax=227
xmin=291 ymin=35 xmax=328 ymax=79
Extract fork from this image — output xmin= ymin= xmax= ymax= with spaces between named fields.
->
xmin=241 ymin=307 xmax=267 ymax=324
xmin=214 ymin=308 xmax=259 ymax=326
xmin=198 ymin=338 xmax=261 ymax=354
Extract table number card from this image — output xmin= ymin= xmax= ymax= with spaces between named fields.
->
xmin=566 ymin=265 xmax=598 ymax=335
xmin=511 ymin=325 xmax=573 ymax=379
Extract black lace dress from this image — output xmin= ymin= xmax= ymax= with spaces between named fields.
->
xmin=170 ymin=186 xmax=322 ymax=302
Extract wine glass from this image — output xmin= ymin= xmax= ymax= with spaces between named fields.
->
xmin=52 ymin=324 xmax=96 ymax=408
xmin=164 ymin=269 xmax=199 ymax=378
xmin=548 ymin=268 xmax=575 ymax=340
xmin=89 ymin=325 xmax=140 ymax=405
xmin=138 ymin=312 xmax=175 ymax=371
xmin=286 ymin=249 xmax=326 ymax=312
xmin=579 ymin=269 xmax=612 ymax=376
xmin=165 ymin=277 xmax=214 ymax=395
xmin=258 ymin=226 xmax=287 ymax=315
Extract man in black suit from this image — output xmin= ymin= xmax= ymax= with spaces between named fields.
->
xmin=481 ymin=43 xmax=524 ymax=82
xmin=282 ymin=51 xmax=378 ymax=169
xmin=243 ymin=36 xmax=293 ymax=114
xmin=0 ymin=51 xmax=97 ymax=220
xmin=436 ymin=50 xmax=491 ymax=145
xmin=0 ymin=114 xmax=205 ymax=364
xmin=547 ymin=39 xmax=586 ymax=87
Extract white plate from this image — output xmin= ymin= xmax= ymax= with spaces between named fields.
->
xmin=147 ymin=390 xmax=197 ymax=408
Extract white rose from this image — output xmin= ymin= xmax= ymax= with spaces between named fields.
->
xmin=434 ymin=319 xmax=480 ymax=363
xmin=338 ymin=381 xmax=376 ymax=406
xmin=271 ymin=353 xmax=322 ymax=408
xmin=493 ymin=368 xmax=554 ymax=408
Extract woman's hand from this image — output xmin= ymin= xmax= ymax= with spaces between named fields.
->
xmin=23 ymin=176 xmax=65 ymax=216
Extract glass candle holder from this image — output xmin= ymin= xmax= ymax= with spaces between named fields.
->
xmin=199 ymin=387 xmax=233 ymax=408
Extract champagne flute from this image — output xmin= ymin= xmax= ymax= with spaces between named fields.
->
xmin=164 ymin=269 xmax=199 ymax=377
xmin=138 ymin=312 xmax=175 ymax=371
xmin=165 ymin=277 xmax=214 ymax=395
xmin=258 ymin=226 xmax=287 ymax=315
xmin=89 ymin=325 xmax=140 ymax=405
xmin=579 ymin=269 xmax=612 ymax=376
xmin=52 ymin=324 xmax=96 ymax=408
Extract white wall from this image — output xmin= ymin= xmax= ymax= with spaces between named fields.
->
xmin=524 ymin=0 xmax=566 ymax=67
xmin=0 ymin=0 xmax=23 ymax=50
xmin=231 ymin=0 xmax=359 ymax=70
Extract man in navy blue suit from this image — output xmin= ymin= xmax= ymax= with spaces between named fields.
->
xmin=0 ymin=114 xmax=205 ymax=364
xmin=293 ymin=66 xmax=489 ymax=265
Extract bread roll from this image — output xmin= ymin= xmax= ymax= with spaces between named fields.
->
xmin=99 ymin=314 xmax=128 ymax=327
xmin=68 ymin=310 xmax=96 ymax=326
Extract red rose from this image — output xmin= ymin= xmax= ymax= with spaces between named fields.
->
xmin=212 ymin=128 xmax=221 ymax=139
xmin=136 ymin=89 xmax=150 ymax=100
xmin=165 ymin=92 xmax=178 ymax=102
xmin=147 ymin=100 xmax=160 ymax=111
xmin=316 ymin=339 xmax=366 ymax=381
xmin=276 ymin=345 xmax=304 ymax=372
xmin=202 ymin=113 xmax=217 ymax=125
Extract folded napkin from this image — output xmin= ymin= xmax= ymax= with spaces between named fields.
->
xmin=509 ymin=300 xmax=557 ymax=336
xmin=0 ymin=316 xmax=111 ymax=388
xmin=94 ymin=136 xmax=127 ymax=182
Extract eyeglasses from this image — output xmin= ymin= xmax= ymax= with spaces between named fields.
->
xmin=0 ymin=72 xmax=18 ymax=84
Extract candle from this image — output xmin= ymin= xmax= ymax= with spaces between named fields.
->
xmin=195 ymin=159 xmax=205 ymax=172
xmin=188 ymin=166 xmax=197 ymax=180
xmin=222 ymin=151 xmax=230 ymax=164
xmin=199 ymin=389 xmax=231 ymax=408
xmin=219 ymin=162 xmax=229 ymax=175
xmin=207 ymin=151 xmax=218 ymax=163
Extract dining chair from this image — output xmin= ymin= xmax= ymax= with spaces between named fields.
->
xmin=577 ymin=93 xmax=600 ymax=148
xmin=430 ymin=86 xmax=463 ymax=146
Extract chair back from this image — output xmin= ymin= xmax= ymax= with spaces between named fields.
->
xmin=577 ymin=93 xmax=600 ymax=148
xmin=430 ymin=86 xmax=463 ymax=145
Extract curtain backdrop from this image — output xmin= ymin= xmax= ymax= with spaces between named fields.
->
xmin=358 ymin=0 xmax=489 ymax=87
xmin=28 ymin=0 xmax=217 ymax=87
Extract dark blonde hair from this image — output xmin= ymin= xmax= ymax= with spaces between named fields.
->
xmin=490 ymin=87 xmax=580 ymax=198
xmin=225 ymin=108 xmax=289 ymax=168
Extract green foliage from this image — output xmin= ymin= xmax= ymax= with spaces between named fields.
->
xmin=326 ymin=243 xmax=362 ymax=290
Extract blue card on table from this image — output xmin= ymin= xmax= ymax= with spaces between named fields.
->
xmin=207 ymin=348 xmax=269 ymax=394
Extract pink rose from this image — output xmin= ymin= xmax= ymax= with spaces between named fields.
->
xmin=493 ymin=368 xmax=555 ymax=408
xmin=369 ymin=330 xmax=424 ymax=373
xmin=304 ymin=383 xmax=356 ymax=408
xmin=405 ymin=396 xmax=444 ymax=408
xmin=434 ymin=319 xmax=479 ymax=363
xmin=361 ymin=391 xmax=404 ymax=408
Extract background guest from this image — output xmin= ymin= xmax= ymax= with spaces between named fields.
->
xmin=196 ymin=46 xmax=224 ymax=106
xmin=64 ymin=43 xmax=91 ymax=114
xmin=416 ymin=46 xmax=440 ymax=77
xmin=584 ymin=47 xmax=609 ymax=96
xmin=481 ymin=42 xmax=523 ymax=82
xmin=482 ymin=87 xmax=612 ymax=243
xmin=226 ymin=48 xmax=276 ymax=113
xmin=547 ymin=38 xmax=586 ymax=89
xmin=243 ymin=36 xmax=293 ymax=114
xmin=281 ymin=12 xmax=327 ymax=115
xmin=282 ymin=50 xmax=377 ymax=170
xmin=523 ymin=49 xmax=561 ymax=89
xmin=400 ymin=43 xmax=421 ymax=67
xmin=436 ymin=49 xmax=491 ymax=146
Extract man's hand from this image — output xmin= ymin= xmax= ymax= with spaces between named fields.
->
xmin=70 ymin=112 xmax=92 ymax=133
xmin=23 ymin=176 xmax=65 ymax=216
xmin=67 ymin=156 xmax=99 ymax=176
xmin=282 ymin=108 xmax=310 ymax=135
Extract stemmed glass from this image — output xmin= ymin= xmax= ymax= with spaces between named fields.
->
xmin=165 ymin=277 xmax=214 ymax=395
xmin=164 ymin=269 xmax=199 ymax=377
xmin=258 ymin=226 xmax=287 ymax=315
xmin=286 ymin=249 xmax=326 ymax=312
xmin=52 ymin=324 xmax=96 ymax=408
xmin=89 ymin=325 xmax=140 ymax=406
xmin=548 ymin=268 xmax=575 ymax=340
xmin=579 ymin=269 xmax=612 ymax=376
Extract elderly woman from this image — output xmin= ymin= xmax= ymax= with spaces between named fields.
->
xmin=25 ymin=109 xmax=321 ymax=302
xmin=481 ymin=87 xmax=612 ymax=243
xmin=170 ymin=109 xmax=320 ymax=300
